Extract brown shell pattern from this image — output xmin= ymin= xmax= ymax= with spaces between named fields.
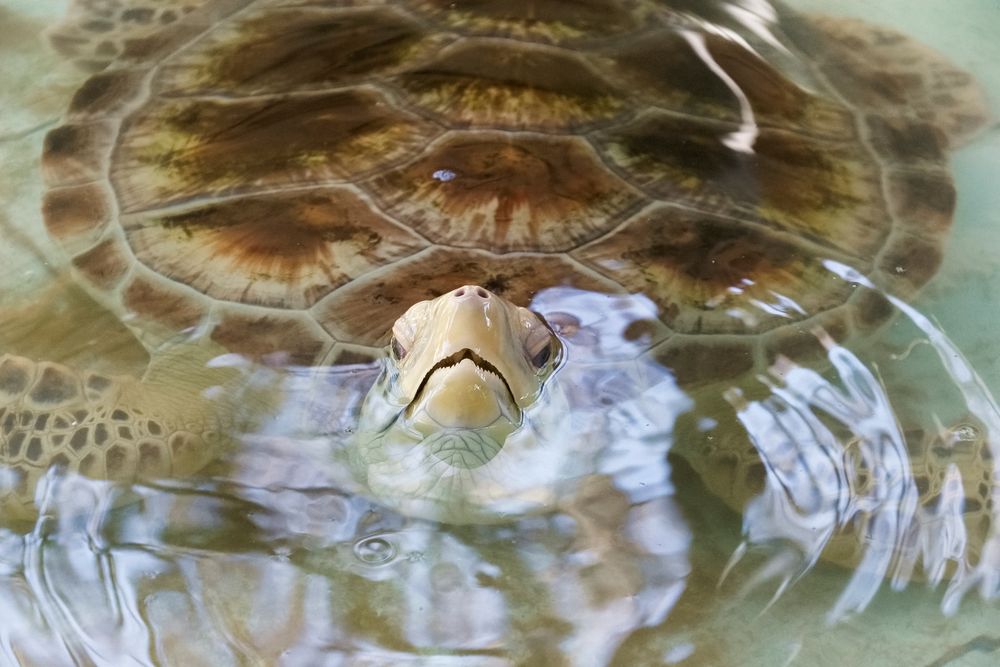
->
xmin=42 ymin=0 xmax=970 ymax=376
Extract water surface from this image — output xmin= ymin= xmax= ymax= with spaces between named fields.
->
xmin=1 ymin=1 xmax=999 ymax=665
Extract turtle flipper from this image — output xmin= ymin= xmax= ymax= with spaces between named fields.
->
xmin=0 ymin=344 xmax=254 ymax=521
xmin=786 ymin=14 xmax=991 ymax=147
xmin=705 ymin=331 xmax=995 ymax=618
xmin=45 ymin=0 xmax=216 ymax=72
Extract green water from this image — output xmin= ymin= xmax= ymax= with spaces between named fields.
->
xmin=1 ymin=1 xmax=999 ymax=665
xmin=794 ymin=1 xmax=1000 ymax=400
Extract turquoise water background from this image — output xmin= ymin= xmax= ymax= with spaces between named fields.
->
xmin=793 ymin=0 xmax=1000 ymax=400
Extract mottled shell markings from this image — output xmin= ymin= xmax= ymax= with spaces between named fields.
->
xmin=114 ymin=90 xmax=439 ymax=212
xmin=156 ymin=7 xmax=432 ymax=96
xmin=367 ymin=133 xmax=642 ymax=252
xmin=40 ymin=0 xmax=986 ymax=358
xmin=393 ymin=40 xmax=625 ymax=130
xmin=123 ymin=189 xmax=427 ymax=308
xmin=408 ymin=0 xmax=655 ymax=44
xmin=593 ymin=114 xmax=889 ymax=262
xmin=575 ymin=206 xmax=855 ymax=335
xmin=607 ymin=30 xmax=856 ymax=139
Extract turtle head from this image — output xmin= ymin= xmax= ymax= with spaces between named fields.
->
xmin=387 ymin=285 xmax=559 ymax=451
xmin=352 ymin=286 xmax=565 ymax=522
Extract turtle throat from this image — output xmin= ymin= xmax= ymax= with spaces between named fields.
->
xmin=407 ymin=349 xmax=521 ymax=430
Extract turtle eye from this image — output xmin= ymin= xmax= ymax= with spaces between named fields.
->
xmin=522 ymin=309 xmax=557 ymax=369
xmin=391 ymin=337 xmax=407 ymax=360
xmin=530 ymin=344 xmax=552 ymax=369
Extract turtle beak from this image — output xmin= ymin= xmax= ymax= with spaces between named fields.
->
xmin=409 ymin=349 xmax=521 ymax=428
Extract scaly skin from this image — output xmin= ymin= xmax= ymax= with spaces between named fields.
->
xmin=0 ymin=343 xmax=257 ymax=520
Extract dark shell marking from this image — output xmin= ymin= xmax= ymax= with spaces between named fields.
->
xmin=42 ymin=0 xmax=988 ymax=367
xmin=366 ymin=132 xmax=643 ymax=252
xmin=123 ymin=188 xmax=426 ymax=308
xmin=113 ymin=90 xmax=440 ymax=213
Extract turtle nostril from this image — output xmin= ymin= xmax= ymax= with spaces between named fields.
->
xmin=454 ymin=286 xmax=490 ymax=299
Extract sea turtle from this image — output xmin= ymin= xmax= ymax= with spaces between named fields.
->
xmin=1 ymin=0 xmax=995 ymax=627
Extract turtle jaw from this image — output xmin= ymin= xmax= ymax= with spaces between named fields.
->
xmin=407 ymin=350 xmax=521 ymax=429
xmin=404 ymin=354 xmax=522 ymax=468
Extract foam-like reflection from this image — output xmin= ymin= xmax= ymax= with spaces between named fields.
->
xmin=725 ymin=330 xmax=921 ymax=620
xmin=825 ymin=260 xmax=1000 ymax=614
xmin=247 ymin=286 xmax=695 ymax=663
xmin=722 ymin=263 xmax=1000 ymax=621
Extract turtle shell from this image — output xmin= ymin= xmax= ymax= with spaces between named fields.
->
xmin=41 ymin=0 xmax=986 ymax=381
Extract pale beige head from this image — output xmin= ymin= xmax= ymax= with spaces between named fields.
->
xmin=387 ymin=285 xmax=559 ymax=444
xmin=347 ymin=286 xmax=571 ymax=523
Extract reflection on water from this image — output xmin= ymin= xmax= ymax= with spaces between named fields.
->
xmin=2 ymin=278 xmax=999 ymax=663
xmin=829 ymin=261 xmax=1000 ymax=616
xmin=1 ymin=0 xmax=999 ymax=664
xmin=726 ymin=327 xmax=969 ymax=622
xmin=236 ymin=287 xmax=694 ymax=663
